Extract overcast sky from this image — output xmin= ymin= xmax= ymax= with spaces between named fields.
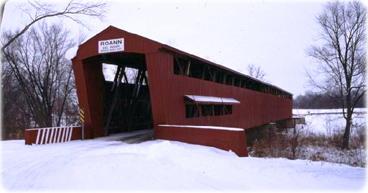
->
xmin=1 ymin=0 xmax=330 ymax=96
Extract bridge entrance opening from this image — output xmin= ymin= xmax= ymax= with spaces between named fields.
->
xmin=90 ymin=53 xmax=153 ymax=135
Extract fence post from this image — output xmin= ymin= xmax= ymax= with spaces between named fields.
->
xmin=80 ymin=108 xmax=85 ymax=140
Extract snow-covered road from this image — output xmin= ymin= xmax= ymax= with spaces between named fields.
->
xmin=1 ymin=132 xmax=366 ymax=191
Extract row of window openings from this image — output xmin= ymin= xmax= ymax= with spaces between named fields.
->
xmin=186 ymin=104 xmax=233 ymax=118
xmin=173 ymin=56 xmax=292 ymax=99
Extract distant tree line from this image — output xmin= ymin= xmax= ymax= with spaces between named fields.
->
xmin=293 ymin=91 xmax=365 ymax=109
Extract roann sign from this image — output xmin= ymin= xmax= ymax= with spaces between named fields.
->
xmin=98 ymin=38 xmax=124 ymax=53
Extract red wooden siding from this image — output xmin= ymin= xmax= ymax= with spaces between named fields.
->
xmin=146 ymin=51 xmax=292 ymax=128
xmin=73 ymin=59 xmax=105 ymax=139
xmin=155 ymin=125 xmax=248 ymax=157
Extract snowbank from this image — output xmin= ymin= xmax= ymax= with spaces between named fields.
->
xmin=1 ymin=136 xmax=365 ymax=191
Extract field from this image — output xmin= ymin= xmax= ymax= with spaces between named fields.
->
xmin=293 ymin=108 xmax=366 ymax=135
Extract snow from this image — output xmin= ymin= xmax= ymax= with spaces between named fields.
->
xmin=158 ymin=124 xmax=244 ymax=131
xmin=293 ymin=108 xmax=367 ymax=115
xmin=292 ymin=108 xmax=366 ymax=135
xmin=1 ymin=132 xmax=365 ymax=191
xmin=184 ymin=95 xmax=240 ymax=104
xmin=65 ymin=46 xmax=78 ymax=60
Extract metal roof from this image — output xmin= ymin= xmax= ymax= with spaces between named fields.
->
xmin=184 ymin=95 xmax=241 ymax=104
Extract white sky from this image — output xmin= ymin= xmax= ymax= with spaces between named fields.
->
xmin=1 ymin=0 xmax=330 ymax=96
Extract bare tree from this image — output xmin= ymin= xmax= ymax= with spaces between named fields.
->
xmin=1 ymin=62 xmax=31 ymax=139
xmin=246 ymin=64 xmax=267 ymax=81
xmin=2 ymin=22 xmax=78 ymax=128
xmin=1 ymin=0 xmax=108 ymax=51
xmin=306 ymin=1 xmax=366 ymax=149
xmin=1 ymin=0 xmax=107 ymax=138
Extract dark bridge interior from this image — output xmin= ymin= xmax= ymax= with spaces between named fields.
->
xmin=89 ymin=53 xmax=153 ymax=135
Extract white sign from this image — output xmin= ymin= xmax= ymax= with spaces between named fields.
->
xmin=98 ymin=38 xmax=124 ymax=53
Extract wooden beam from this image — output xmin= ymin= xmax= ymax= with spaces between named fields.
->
xmin=223 ymin=73 xmax=227 ymax=84
xmin=122 ymin=69 xmax=128 ymax=83
xmin=186 ymin=60 xmax=191 ymax=76
xmin=132 ymin=70 xmax=142 ymax=98
xmin=142 ymin=72 xmax=148 ymax=85
xmin=139 ymin=70 xmax=145 ymax=85
xmin=111 ymin=66 xmax=122 ymax=92
xmin=104 ymin=66 xmax=126 ymax=135
xmin=134 ymin=70 xmax=142 ymax=84
xmin=201 ymin=65 xmax=206 ymax=80
xmin=207 ymin=66 xmax=215 ymax=81
xmin=175 ymin=55 xmax=184 ymax=75
xmin=135 ymin=70 xmax=144 ymax=98
xmin=212 ymin=70 xmax=217 ymax=82
xmin=127 ymin=70 xmax=146 ymax=132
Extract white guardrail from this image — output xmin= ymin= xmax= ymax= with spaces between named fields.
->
xmin=27 ymin=126 xmax=75 ymax=145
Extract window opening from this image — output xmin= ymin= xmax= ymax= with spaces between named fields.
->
xmin=215 ymin=71 xmax=224 ymax=84
xmin=201 ymin=104 xmax=213 ymax=116
xmin=186 ymin=104 xmax=233 ymax=118
xmin=186 ymin=104 xmax=200 ymax=118
xmin=214 ymin=105 xmax=224 ymax=116
xmin=174 ymin=58 xmax=181 ymax=75
xmin=173 ymin=55 xmax=292 ymax=99
xmin=124 ymin=67 xmax=139 ymax=84
xmin=102 ymin=63 xmax=118 ymax=81
xmin=225 ymin=105 xmax=232 ymax=115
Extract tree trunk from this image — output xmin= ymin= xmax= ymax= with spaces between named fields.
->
xmin=342 ymin=110 xmax=352 ymax=149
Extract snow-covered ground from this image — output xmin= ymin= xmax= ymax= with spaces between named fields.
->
xmin=293 ymin=108 xmax=366 ymax=135
xmin=1 ymin=132 xmax=366 ymax=191
xmin=293 ymin=108 xmax=366 ymax=115
xmin=286 ymin=108 xmax=366 ymax=167
xmin=1 ymin=109 xmax=366 ymax=191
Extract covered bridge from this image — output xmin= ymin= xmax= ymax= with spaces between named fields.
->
xmin=72 ymin=26 xmax=292 ymax=156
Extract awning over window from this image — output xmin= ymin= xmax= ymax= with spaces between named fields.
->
xmin=184 ymin=95 xmax=240 ymax=105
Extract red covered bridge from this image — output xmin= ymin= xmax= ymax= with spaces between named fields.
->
xmin=71 ymin=26 xmax=292 ymax=156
